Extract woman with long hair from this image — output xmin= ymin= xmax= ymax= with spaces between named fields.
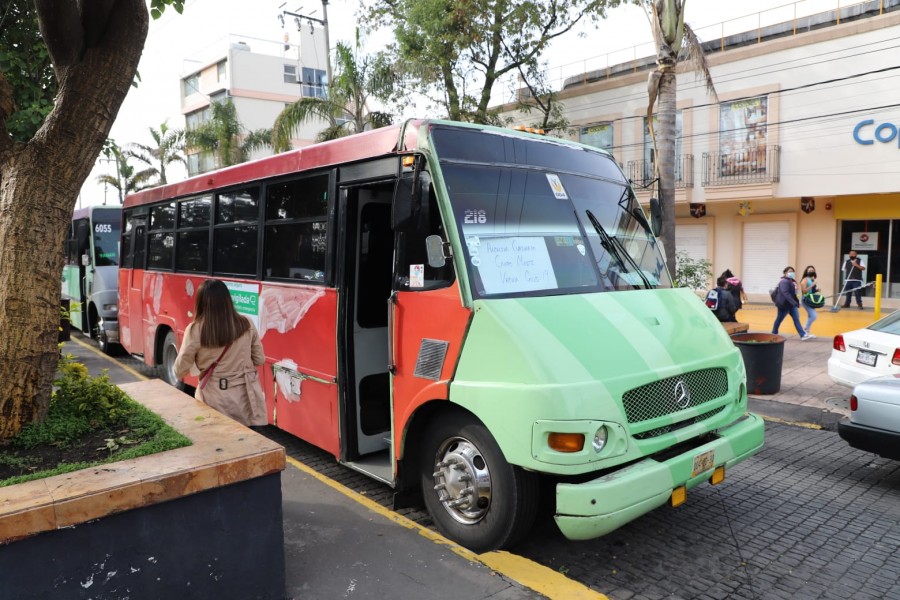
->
xmin=174 ymin=279 xmax=267 ymax=427
xmin=800 ymin=265 xmax=819 ymax=335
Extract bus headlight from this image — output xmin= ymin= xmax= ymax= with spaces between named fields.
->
xmin=592 ymin=426 xmax=608 ymax=453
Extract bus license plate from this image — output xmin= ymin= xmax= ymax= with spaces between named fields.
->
xmin=857 ymin=350 xmax=877 ymax=367
xmin=692 ymin=450 xmax=715 ymax=477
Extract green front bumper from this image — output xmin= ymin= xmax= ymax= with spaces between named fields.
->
xmin=554 ymin=413 xmax=765 ymax=541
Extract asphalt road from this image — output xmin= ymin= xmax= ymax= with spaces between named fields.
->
xmin=71 ymin=334 xmax=900 ymax=600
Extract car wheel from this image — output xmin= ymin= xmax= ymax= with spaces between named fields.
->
xmin=420 ymin=411 xmax=538 ymax=553
xmin=161 ymin=331 xmax=185 ymax=391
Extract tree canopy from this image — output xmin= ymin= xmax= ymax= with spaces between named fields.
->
xmin=366 ymin=0 xmax=620 ymax=124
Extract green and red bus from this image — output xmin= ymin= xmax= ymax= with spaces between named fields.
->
xmin=118 ymin=119 xmax=764 ymax=552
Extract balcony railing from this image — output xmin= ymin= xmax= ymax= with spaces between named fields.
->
xmin=702 ymin=145 xmax=781 ymax=186
xmin=626 ymin=155 xmax=694 ymax=189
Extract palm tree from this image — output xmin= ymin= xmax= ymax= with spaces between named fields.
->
xmin=643 ymin=0 xmax=716 ymax=270
xmin=184 ymin=100 xmax=272 ymax=172
xmin=272 ymin=39 xmax=395 ymax=151
xmin=95 ymin=145 xmax=153 ymax=204
xmin=127 ymin=121 xmax=185 ymax=186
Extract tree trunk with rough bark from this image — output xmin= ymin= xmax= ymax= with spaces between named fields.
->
xmin=0 ymin=1 xmax=149 ymax=440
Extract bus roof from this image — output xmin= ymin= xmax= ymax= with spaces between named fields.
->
xmin=71 ymin=205 xmax=122 ymax=221
xmin=123 ymin=120 xmax=424 ymax=209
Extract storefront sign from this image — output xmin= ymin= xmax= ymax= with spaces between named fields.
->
xmin=851 ymin=232 xmax=878 ymax=251
xmin=853 ymin=119 xmax=900 ymax=146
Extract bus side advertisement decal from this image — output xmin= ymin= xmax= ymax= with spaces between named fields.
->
xmin=225 ymin=281 xmax=260 ymax=329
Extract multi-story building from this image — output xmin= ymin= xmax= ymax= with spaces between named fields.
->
xmin=180 ymin=26 xmax=329 ymax=176
xmin=501 ymin=0 xmax=900 ymax=307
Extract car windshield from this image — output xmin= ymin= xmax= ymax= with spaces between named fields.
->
xmin=432 ymin=127 xmax=671 ymax=299
xmin=868 ymin=310 xmax=900 ymax=335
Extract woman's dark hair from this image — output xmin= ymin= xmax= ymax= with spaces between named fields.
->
xmin=804 ymin=265 xmax=816 ymax=277
xmin=194 ymin=279 xmax=250 ymax=348
xmin=783 ymin=266 xmax=795 ymax=275
xmin=721 ymin=269 xmax=734 ymax=279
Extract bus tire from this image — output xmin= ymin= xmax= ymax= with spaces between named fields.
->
xmin=420 ymin=411 xmax=538 ymax=553
xmin=88 ymin=305 xmax=111 ymax=355
xmin=161 ymin=331 xmax=185 ymax=391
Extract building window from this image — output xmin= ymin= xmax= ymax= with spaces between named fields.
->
xmin=301 ymin=67 xmax=327 ymax=99
xmin=579 ymin=123 xmax=614 ymax=155
xmin=217 ymin=60 xmax=226 ymax=82
xmin=182 ymin=73 xmax=200 ymax=98
xmin=284 ymin=64 xmax=298 ymax=84
xmin=718 ymin=96 xmax=768 ymax=176
xmin=185 ymin=106 xmax=211 ymax=130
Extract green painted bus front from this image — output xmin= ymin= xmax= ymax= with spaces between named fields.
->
xmin=417 ymin=121 xmax=764 ymax=541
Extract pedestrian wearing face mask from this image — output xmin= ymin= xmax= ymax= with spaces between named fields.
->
xmin=799 ymin=265 xmax=819 ymax=334
xmin=772 ymin=266 xmax=814 ymax=340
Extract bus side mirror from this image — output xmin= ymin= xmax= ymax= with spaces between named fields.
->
xmin=425 ymin=235 xmax=449 ymax=268
xmin=649 ymin=197 xmax=662 ymax=237
xmin=392 ymin=172 xmax=419 ymax=230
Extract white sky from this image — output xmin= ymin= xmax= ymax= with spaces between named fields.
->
xmin=79 ymin=0 xmax=835 ymax=206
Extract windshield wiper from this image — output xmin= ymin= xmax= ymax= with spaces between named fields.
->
xmin=584 ymin=209 xmax=651 ymax=289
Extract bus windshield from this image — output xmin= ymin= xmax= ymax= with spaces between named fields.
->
xmin=92 ymin=210 xmax=121 ymax=266
xmin=432 ymin=127 xmax=672 ymax=299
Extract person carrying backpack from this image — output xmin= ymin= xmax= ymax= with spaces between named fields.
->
xmin=771 ymin=266 xmax=814 ymax=340
xmin=707 ymin=276 xmax=738 ymax=323
xmin=721 ymin=269 xmax=747 ymax=316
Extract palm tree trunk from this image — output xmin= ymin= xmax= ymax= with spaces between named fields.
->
xmin=657 ymin=69 xmax=677 ymax=270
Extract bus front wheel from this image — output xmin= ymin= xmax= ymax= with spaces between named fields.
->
xmin=420 ymin=412 xmax=538 ymax=553
xmin=161 ymin=331 xmax=185 ymax=391
xmin=88 ymin=305 xmax=111 ymax=355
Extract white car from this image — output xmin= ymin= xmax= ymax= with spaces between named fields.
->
xmin=838 ymin=376 xmax=900 ymax=460
xmin=828 ymin=310 xmax=900 ymax=388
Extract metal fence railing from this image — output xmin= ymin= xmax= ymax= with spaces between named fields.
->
xmin=702 ymin=145 xmax=781 ymax=186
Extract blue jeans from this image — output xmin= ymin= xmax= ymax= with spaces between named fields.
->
xmin=772 ymin=305 xmax=806 ymax=337
xmin=802 ymin=303 xmax=817 ymax=333
xmin=843 ymin=280 xmax=863 ymax=307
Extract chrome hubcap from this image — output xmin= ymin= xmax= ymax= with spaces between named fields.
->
xmin=432 ymin=436 xmax=492 ymax=524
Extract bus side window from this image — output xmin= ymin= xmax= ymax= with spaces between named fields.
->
xmin=263 ymin=174 xmax=329 ymax=283
xmin=394 ymin=173 xmax=454 ymax=291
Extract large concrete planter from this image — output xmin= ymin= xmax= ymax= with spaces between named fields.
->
xmin=0 ymin=380 xmax=286 ymax=599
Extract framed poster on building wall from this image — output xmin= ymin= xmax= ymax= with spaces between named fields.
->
xmin=718 ymin=96 xmax=768 ymax=177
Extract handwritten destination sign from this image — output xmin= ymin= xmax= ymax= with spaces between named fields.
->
xmin=476 ymin=236 xmax=558 ymax=294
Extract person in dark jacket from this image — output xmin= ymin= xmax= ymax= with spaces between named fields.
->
xmin=709 ymin=276 xmax=738 ymax=322
xmin=771 ymin=266 xmax=814 ymax=340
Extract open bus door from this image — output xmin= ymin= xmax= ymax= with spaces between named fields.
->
xmin=338 ymin=181 xmax=395 ymax=482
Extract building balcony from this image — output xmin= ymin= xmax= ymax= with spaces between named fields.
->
xmin=626 ymin=155 xmax=694 ymax=189
xmin=702 ymin=145 xmax=781 ymax=187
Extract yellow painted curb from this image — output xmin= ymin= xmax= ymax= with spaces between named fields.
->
xmin=68 ymin=336 xmax=149 ymax=381
xmin=284 ymin=455 xmax=608 ymax=600
xmin=759 ymin=415 xmax=822 ymax=430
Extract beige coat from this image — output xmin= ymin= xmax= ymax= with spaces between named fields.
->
xmin=174 ymin=321 xmax=267 ymax=427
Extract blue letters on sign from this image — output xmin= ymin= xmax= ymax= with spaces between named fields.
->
xmin=854 ymin=119 xmax=900 ymax=146
xmin=853 ymin=119 xmax=874 ymax=145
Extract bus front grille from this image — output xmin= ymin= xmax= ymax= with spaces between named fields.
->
xmin=621 ymin=368 xmax=728 ymax=423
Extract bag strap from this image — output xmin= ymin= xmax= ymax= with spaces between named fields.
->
xmin=198 ymin=344 xmax=232 ymax=390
